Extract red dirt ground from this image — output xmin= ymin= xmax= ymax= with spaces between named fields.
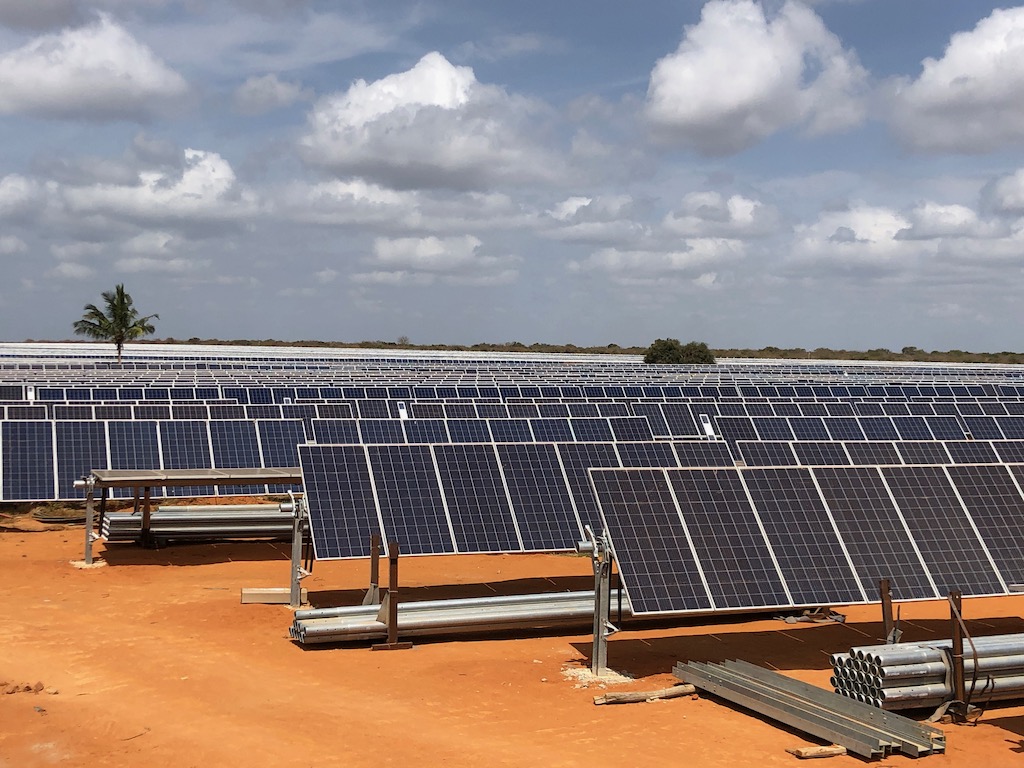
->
xmin=2 ymin=525 xmax=1024 ymax=767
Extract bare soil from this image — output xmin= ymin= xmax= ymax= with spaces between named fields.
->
xmin=2 ymin=525 xmax=1024 ymax=767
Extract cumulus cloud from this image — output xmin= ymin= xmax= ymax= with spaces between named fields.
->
xmin=61 ymin=148 xmax=258 ymax=228
xmin=889 ymin=7 xmax=1024 ymax=153
xmin=233 ymin=73 xmax=313 ymax=115
xmin=0 ymin=14 xmax=189 ymax=121
xmin=544 ymin=195 xmax=649 ymax=245
xmin=299 ymin=51 xmax=562 ymax=190
xmin=568 ymin=238 xmax=744 ymax=285
xmin=645 ymin=0 xmax=867 ymax=154
xmin=895 ymin=202 xmax=1001 ymax=240
xmin=663 ymin=191 xmax=779 ymax=237
xmin=354 ymin=235 xmax=519 ymax=285
xmin=0 ymin=174 xmax=42 ymax=217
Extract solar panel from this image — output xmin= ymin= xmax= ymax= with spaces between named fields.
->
xmin=432 ymin=444 xmax=520 ymax=553
xmin=963 ymin=416 xmax=1004 ymax=440
xmin=369 ymin=444 xmax=454 ymax=555
xmin=608 ymin=416 xmax=654 ymax=441
xmin=209 ymin=420 xmax=264 ymax=494
xmin=1 ymin=421 xmax=55 ymax=501
xmin=666 ymin=469 xmax=789 ymax=609
xmin=891 ymin=416 xmax=934 ymax=441
xmin=570 ymin=418 xmax=614 ymax=442
xmin=529 ymin=418 xmax=574 ymax=442
xmin=496 ymin=443 xmax=580 ymax=550
xmin=844 ymin=441 xmax=902 ymax=466
xmin=615 ymin=441 xmax=679 ymax=468
xmin=299 ymin=444 xmax=380 ymax=560
xmin=671 ymin=441 xmax=734 ymax=467
xmin=357 ymin=419 xmax=405 ymax=444
xmin=752 ymin=416 xmax=794 ymax=441
xmin=402 ymin=419 xmax=450 ymax=444
xmin=662 ymin=404 xmax=699 ymax=437
xmin=792 ymin=441 xmax=850 ymax=466
xmin=445 ymin=419 xmax=492 ymax=443
xmin=629 ymin=403 xmax=671 ymax=436
xmin=54 ymin=421 xmax=107 ymax=499
xmin=859 ymin=417 xmax=899 ymax=441
xmin=487 ymin=419 xmax=533 ymax=443
xmin=894 ymin=441 xmax=950 ymax=465
xmin=556 ymin=442 xmax=621 ymax=531
xmin=825 ymin=417 xmax=865 ymax=441
xmin=160 ymin=420 xmax=214 ymax=497
xmin=736 ymin=441 xmax=797 ymax=467
xmin=993 ymin=440 xmax=1024 ymax=463
xmin=590 ymin=468 xmax=712 ymax=615
xmin=789 ymin=417 xmax=831 ymax=441
xmin=741 ymin=468 xmax=864 ymax=604
xmin=947 ymin=440 xmax=999 ymax=464
xmin=812 ymin=467 xmax=936 ymax=600
xmin=311 ymin=418 xmax=360 ymax=444
xmin=258 ymin=419 xmax=307 ymax=492
xmin=880 ymin=466 xmax=1004 ymax=596
xmin=948 ymin=464 xmax=1024 ymax=585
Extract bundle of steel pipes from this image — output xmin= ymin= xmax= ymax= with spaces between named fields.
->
xmin=291 ymin=590 xmax=627 ymax=644
xmin=830 ymin=633 xmax=1024 ymax=710
xmin=102 ymin=504 xmax=292 ymax=543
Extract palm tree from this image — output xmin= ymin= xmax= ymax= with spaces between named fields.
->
xmin=73 ymin=284 xmax=159 ymax=364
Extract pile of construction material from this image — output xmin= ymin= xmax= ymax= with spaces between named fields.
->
xmin=102 ymin=504 xmax=292 ymax=543
xmin=831 ymin=633 xmax=1024 ymax=710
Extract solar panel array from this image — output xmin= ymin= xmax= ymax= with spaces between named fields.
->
xmin=591 ymin=464 xmax=1021 ymax=615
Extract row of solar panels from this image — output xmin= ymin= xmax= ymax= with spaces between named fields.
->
xmin=734 ymin=439 xmax=1024 ymax=467
xmin=5 ymin=397 xmax=1024 ymax=423
xmin=298 ymin=441 xmax=739 ymax=560
xmin=591 ymin=465 xmax=1024 ymax=616
xmin=11 ymin=382 xmax=1024 ymax=401
xmin=0 ymin=419 xmax=307 ymax=502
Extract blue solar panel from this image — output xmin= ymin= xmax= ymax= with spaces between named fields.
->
xmin=569 ymin=418 xmax=614 ymax=442
xmin=671 ymin=441 xmax=734 ymax=467
xmin=615 ymin=441 xmax=679 ymax=468
xmin=894 ymin=441 xmax=950 ymax=465
xmin=555 ymin=442 xmax=621 ymax=531
xmin=258 ymin=419 xmax=307 ymax=492
xmin=299 ymin=444 xmax=380 ymax=560
xmin=608 ymin=416 xmax=654 ymax=441
xmin=880 ymin=466 xmax=1004 ymax=596
xmin=160 ymin=420 xmax=213 ymax=497
xmin=737 ymin=441 xmax=797 ymax=466
xmin=496 ymin=443 xmax=581 ymax=550
xmin=792 ymin=441 xmax=849 ymax=466
xmin=445 ymin=419 xmax=492 ymax=443
xmin=947 ymin=440 xmax=999 ymax=463
xmin=370 ymin=445 xmax=453 ymax=555
xmin=812 ymin=467 xmax=936 ymax=600
xmin=950 ymin=465 xmax=1024 ymax=586
xmin=591 ymin=468 xmax=713 ymax=615
xmin=209 ymin=420 xmax=264 ymax=494
xmin=402 ymin=419 xmax=450 ymax=444
xmin=358 ymin=419 xmax=406 ymax=444
xmin=311 ymin=419 xmax=360 ymax=444
xmin=487 ymin=419 xmax=533 ymax=443
xmin=844 ymin=441 xmax=902 ymax=465
xmin=2 ymin=421 xmax=55 ymax=501
xmin=668 ymin=469 xmax=790 ymax=609
xmin=529 ymin=418 xmax=574 ymax=442
xmin=432 ymin=444 xmax=520 ymax=553
xmin=741 ymin=468 xmax=864 ymax=605
xmin=790 ymin=417 xmax=831 ymax=441
xmin=629 ymin=404 xmax=671 ymax=437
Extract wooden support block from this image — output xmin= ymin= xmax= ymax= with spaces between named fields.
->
xmin=785 ymin=745 xmax=848 ymax=759
xmin=240 ymin=587 xmax=308 ymax=605
xmin=593 ymin=684 xmax=696 ymax=705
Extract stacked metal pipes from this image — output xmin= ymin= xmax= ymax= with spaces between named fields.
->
xmin=830 ymin=633 xmax=1024 ymax=710
xmin=102 ymin=504 xmax=292 ymax=542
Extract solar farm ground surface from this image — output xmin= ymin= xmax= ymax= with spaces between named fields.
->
xmin=2 ymin=525 xmax=1024 ymax=767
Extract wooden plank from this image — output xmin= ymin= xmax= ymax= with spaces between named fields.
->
xmin=593 ymin=685 xmax=695 ymax=705
xmin=785 ymin=745 xmax=848 ymax=759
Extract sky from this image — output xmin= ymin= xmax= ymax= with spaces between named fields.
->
xmin=2 ymin=0 xmax=1024 ymax=352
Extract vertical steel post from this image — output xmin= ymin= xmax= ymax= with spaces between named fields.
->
xmin=83 ymin=481 xmax=95 ymax=565
xmin=372 ymin=542 xmax=412 ymax=651
xmin=289 ymin=504 xmax=305 ymax=608
xmin=362 ymin=534 xmax=381 ymax=605
xmin=880 ymin=578 xmax=894 ymax=642
xmin=592 ymin=548 xmax=612 ymax=676
xmin=950 ymin=590 xmax=966 ymax=714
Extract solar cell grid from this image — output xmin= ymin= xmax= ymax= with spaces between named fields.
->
xmin=736 ymin=441 xmax=797 ymax=467
xmin=667 ymin=469 xmax=789 ymax=609
xmin=792 ymin=441 xmax=850 ymax=466
xmin=54 ymin=421 xmax=106 ymax=499
xmin=432 ymin=444 xmax=520 ymax=553
xmin=608 ymin=416 xmax=654 ymax=441
xmin=358 ymin=419 xmax=406 ymax=444
xmin=487 ymin=418 xmax=533 ymax=443
xmin=859 ymin=417 xmax=900 ymax=441
xmin=590 ymin=468 xmax=712 ymax=614
xmin=880 ymin=466 xmax=1003 ymax=596
xmin=948 ymin=464 xmax=1024 ymax=585
xmin=811 ymin=467 xmax=935 ymax=600
xmin=570 ymin=418 xmax=614 ymax=442
xmin=741 ymin=468 xmax=864 ymax=605
xmin=964 ymin=416 xmax=1004 ymax=440
xmin=445 ymin=419 xmax=492 ymax=443
xmin=752 ymin=416 xmax=794 ymax=441
xmin=844 ymin=441 xmax=903 ymax=466
xmin=258 ymin=419 xmax=307 ymax=492
xmin=300 ymin=444 xmax=381 ymax=560
xmin=615 ymin=441 xmax=679 ymax=468
xmin=529 ymin=418 xmax=574 ymax=442
xmin=946 ymin=440 xmax=999 ymax=464
xmin=159 ymin=420 xmax=213 ymax=497
xmin=671 ymin=441 xmax=734 ymax=467
xmin=997 ymin=417 xmax=1024 ymax=440
xmin=208 ymin=420 xmax=264 ymax=494
xmin=402 ymin=419 xmax=450 ymax=444
xmin=369 ymin=445 xmax=453 ymax=555
xmin=556 ymin=442 xmax=620 ymax=531
xmin=825 ymin=417 xmax=865 ymax=441
xmin=894 ymin=441 xmax=950 ymax=465
xmin=925 ymin=416 xmax=967 ymax=440
xmin=790 ymin=417 xmax=831 ymax=441
xmin=496 ymin=443 xmax=580 ymax=550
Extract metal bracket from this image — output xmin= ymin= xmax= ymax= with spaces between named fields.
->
xmin=74 ymin=475 xmax=97 ymax=564
xmin=578 ymin=525 xmax=615 ymax=676
xmin=286 ymin=492 xmax=308 ymax=608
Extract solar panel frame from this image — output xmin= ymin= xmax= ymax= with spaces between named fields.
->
xmin=496 ymin=442 xmax=581 ymax=551
xmin=369 ymin=444 xmax=455 ymax=555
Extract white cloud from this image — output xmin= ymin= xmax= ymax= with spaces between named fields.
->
xmin=114 ymin=256 xmax=199 ymax=273
xmin=895 ymin=202 xmax=1000 ymax=240
xmin=233 ymin=73 xmax=312 ymax=115
xmin=46 ymin=261 xmax=93 ymax=279
xmin=663 ymin=191 xmax=779 ymax=237
xmin=645 ymin=0 xmax=867 ymax=154
xmin=299 ymin=51 xmax=562 ymax=190
xmin=0 ymin=235 xmax=26 ymax=254
xmin=62 ymin=148 xmax=258 ymax=227
xmin=354 ymin=235 xmax=519 ymax=285
xmin=0 ymin=14 xmax=189 ymax=121
xmin=889 ymin=7 xmax=1024 ymax=153
xmin=569 ymin=238 xmax=745 ymax=283
xmin=0 ymin=173 xmax=41 ymax=217
xmin=988 ymin=168 xmax=1024 ymax=213
xmin=544 ymin=194 xmax=648 ymax=245
xmin=120 ymin=231 xmax=178 ymax=255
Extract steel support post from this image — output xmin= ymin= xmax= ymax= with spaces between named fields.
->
xmin=591 ymin=545 xmax=613 ymax=676
xmin=80 ymin=477 xmax=95 ymax=564
xmin=880 ymin=578 xmax=895 ymax=643
xmin=372 ymin=541 xmax=413 ymax=651
xmin=362 ymin=534 xmax=381 ymax=605
xmin=289 ymin=503 xmax=306 ymax=608
xmin=140 ymin=487 xmax=154 ymax=548
xmin=949 ymin=591 xmax=967 ymax=720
